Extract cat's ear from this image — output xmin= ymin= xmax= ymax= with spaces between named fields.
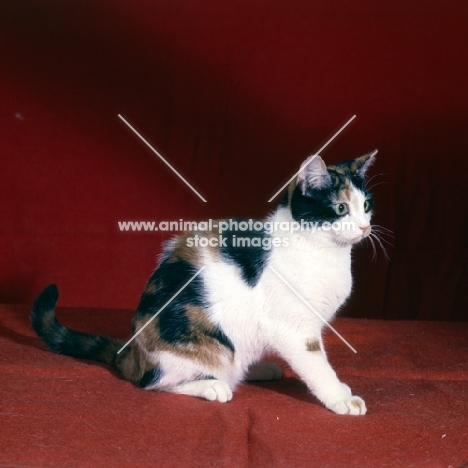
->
xmin=297 ymin=155 xmax=331 ymax=193
xmin=353 ymin=151 xmax=377 ymax=177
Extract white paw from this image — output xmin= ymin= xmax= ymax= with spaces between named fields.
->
xmin=174 ymin=379 xmax=233 ymax=403
xmin=201 ymin=380 xmax=233 ymax=403
xmin=246 ymin=362 xmax=283 ymax=381
xmin=328 ymin=395 xmax=367 ymax=415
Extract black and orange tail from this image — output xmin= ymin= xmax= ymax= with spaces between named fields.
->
xmin=31 ymin=284 xmax=132 ymax=378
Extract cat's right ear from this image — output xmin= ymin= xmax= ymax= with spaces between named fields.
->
xmin=297 ymin=155 xmax=331 ymax=193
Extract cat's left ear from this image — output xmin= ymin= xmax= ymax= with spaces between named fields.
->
xmin=353 ymin=150 xmax=377 ymax=178
xmin=297 ymin=155 xmax=332 ymax=193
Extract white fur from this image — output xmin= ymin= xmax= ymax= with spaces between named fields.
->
xmin=173 ymin=379 xmax=233 ymax=403
xmin=154 ymin=183 xmax=369 ymax=415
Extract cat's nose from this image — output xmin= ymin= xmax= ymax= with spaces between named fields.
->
xmin=359 ymin=225 xmax=371 ymax=236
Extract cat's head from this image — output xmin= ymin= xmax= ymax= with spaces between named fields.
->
xmin=284 ymin=152 xmax=376 ymax=246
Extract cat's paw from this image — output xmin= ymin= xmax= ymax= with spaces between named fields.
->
xmin=202 ymin=380 xmax=233 ymax=403
xmin=246 ymin=362 xmax=283 ymax=381
xmin=328 ymin=395 xmax=367 ymax=415
xmin=174 ymin=379 xmax=233 ymax=403
xmin=323 ymin=383 xmax=366 ymax=415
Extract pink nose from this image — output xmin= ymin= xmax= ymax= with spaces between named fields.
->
xmin=360 ymin=225 xmax=371 ymax=236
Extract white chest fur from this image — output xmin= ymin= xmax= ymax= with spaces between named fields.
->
xmin=203 ymin=221 xmax=353 ymax=366
xmin=263 ymin=232 xmax=352 ymax=323
xmin=261 ymin=208 xmax=353 ymax=322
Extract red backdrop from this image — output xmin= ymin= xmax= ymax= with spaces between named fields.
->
xmin=1 ymin=0 xmax=467 ymax=320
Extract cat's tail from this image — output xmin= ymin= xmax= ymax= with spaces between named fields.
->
xmin=30 ymin=284 xmax=134 ymax=380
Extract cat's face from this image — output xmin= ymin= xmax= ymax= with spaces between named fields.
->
xmin=287 ymin=152 xmax=376 ymax=246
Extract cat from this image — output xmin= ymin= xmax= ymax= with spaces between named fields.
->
xmin=31 ymin=152 xmax=377 ymax=415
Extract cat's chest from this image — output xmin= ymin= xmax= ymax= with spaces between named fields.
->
xmin=267 ymin=238 xmax=353 ymax=313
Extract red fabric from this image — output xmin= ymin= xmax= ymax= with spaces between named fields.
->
xmin=0 ymin=0 xmax=467 ymax=319
xmin=1 ymin=304 xmax=468 ymax=466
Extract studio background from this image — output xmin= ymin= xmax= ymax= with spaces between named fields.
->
xmin=1 ymin=0 xmax=467 ymax=320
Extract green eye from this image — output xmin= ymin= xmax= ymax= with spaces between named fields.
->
xmin=334 ymin=203 xmax=348 ymax=216
xmin=364 ymin=200 xmax=372 ymax=213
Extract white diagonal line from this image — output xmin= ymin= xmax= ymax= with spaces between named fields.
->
xmin=268 ymin=265 xmax=357 ymax=353
xmin=118 ymin=114 xmax=207 ymax=203
xmin=117 ymin=266 xmax=206 ymax=354
xmin=368 ymin=149 xmax=379 ymax=159
xmin=267 ymin=115 xmax=357 ymax=203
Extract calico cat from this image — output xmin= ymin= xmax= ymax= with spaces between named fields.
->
xmin=31 ymin=152 xmax=377 ymax=415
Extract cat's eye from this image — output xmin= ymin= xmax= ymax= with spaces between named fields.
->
xmin=363 ymin=200 xmax=372 ymax=213
xmin=334 ymin=203 xmax=348 ymax=216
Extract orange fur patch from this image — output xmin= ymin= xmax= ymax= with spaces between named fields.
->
xmin=305 ymin=338 xmax=321 ymax=352
xmin=133 ymin=304 xmax=233 ymax=368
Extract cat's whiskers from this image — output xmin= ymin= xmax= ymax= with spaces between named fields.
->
xmin=368 ymin=233 xmax=389 ymax=262
xmin=366 ymin=224 xmax=394 ymax=262
xmin=371 ymin=226 xmax=395 ymax=246
xmin=371 ymin=225 xmax=394 ymax=236
xmin=367 ymin=181 xmax=389 ymax=192
xmin=366 ymin=234 xmax=378 ymax=262
xmin=366 ymin=172 xmax=389 ymax=193
xmin=366 ymin=172 xmax=386 ymax=186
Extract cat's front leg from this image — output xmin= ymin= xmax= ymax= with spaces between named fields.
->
xmin=276 ymin=337 xmax=366 ymax=415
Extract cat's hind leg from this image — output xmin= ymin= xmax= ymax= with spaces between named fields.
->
xmin=140 ymin=365 xmax=235 ymax=403
xmin=142 ymin=351 xmax=238 ymax=403
xmin=246 ymin=362 xmax=282 ymax=381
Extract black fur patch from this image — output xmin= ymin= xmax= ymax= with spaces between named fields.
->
xmin=136 ymin=259 xmax=235 ymax=353
xmin=149 ymin=259 xmax=204 ymax=344
xmin=138 ymin=367 xmax=163 ymax=389
xmin=219 ymin=219 xmax=270 ymax=287
xmin=291 ymin=166 xmax=373 ymax=225
xmin=83 ymin=335 xmax=116 ymax=360
xmin=291 ymin=184 xmax=341 ymax=225
xmin=32 ymin=283 xmax=59 ymax=311
xmin=205 ymin=326 xmax=235 ymax=354
xmin=31 ymin=283 xmax=60 ymax=336
xmin=30 ymin=284 xmax=64 ymax=353
xmin=279 ymin=190 xmax=290 ymax=207
xmin=136 ymin=260 xmax=204 ymax=317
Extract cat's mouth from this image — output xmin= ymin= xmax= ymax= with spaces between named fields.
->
xmin=353 ymin=226 xmax=371 ymax=243
xmin=361 ymin=226 xmax=372 ymax=237
xmin=349 ymin=231 xmax=370 ymax=244
xmin=339 ymin=226 xmax=372 ymax=245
